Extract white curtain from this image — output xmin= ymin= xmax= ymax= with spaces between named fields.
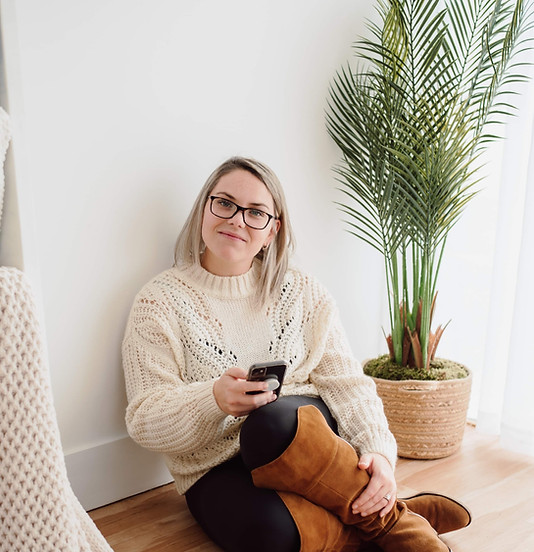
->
xmin=476 ymin=47 xmax=534 ymax=456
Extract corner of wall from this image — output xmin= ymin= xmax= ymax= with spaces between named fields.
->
xmin=65 ymin=436 xmax=174 ymax=511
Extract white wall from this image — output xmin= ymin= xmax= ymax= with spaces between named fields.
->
xmin=0 ymin=0 xmax=519 ymax=509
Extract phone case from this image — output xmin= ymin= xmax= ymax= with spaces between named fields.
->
xmin=246 ymin=360 xmax=287 ymax=396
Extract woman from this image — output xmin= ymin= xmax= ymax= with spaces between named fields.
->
xmin=122 ymin=157 xmax=470 ymax=551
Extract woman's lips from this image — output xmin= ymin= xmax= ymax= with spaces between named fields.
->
xmin=219 ymin=230 xmax=246 ymax=242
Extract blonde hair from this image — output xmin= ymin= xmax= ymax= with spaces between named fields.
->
xmin=174 ymin=157 xmax=295 ymax=305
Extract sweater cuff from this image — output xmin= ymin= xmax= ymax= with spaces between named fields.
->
xmin=194 ymin=380 xmax=228 ymax=425
xmin=357 ymin=433 xmax=398 ymax=470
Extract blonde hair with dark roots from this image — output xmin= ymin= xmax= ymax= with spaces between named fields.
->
xmin=174 ymin=157 xmax=295 ymax=306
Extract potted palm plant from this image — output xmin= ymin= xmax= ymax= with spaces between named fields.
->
xmin=327 ymin=0 xmax=532 ymax=458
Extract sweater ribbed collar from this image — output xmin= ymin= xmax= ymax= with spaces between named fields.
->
xmin=176 ymin=260 xmax=261 ymax=299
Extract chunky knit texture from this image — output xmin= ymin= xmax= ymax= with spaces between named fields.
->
xmin=123 ymin=262 xmax=397 ymax=494
xmin=0 ymin=267 xmax=112 ymax=552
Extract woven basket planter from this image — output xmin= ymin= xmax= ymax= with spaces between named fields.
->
xmin=372 ymin=371 xmax=472 ymax=459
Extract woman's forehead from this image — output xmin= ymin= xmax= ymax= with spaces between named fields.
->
xmin=211 ymin=169 xmax=274 ymax=207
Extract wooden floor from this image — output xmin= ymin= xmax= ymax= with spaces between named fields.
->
xmin=89 ymin=424 xmax=534 ymax=551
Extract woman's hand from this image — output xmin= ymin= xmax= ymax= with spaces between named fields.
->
xmin=213 ymin=366 xmax=276 ymax=417
xmin=351 ymin=453 xmax=397 ymax=518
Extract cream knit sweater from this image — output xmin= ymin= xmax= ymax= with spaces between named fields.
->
xmin=122 ymin=262 xmax=397 ymax=494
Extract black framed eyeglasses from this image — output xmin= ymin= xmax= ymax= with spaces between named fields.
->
xmin=209 ymin=196 xmax=276 ymax=230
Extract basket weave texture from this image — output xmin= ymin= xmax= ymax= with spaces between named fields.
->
xmin=372 ymin=372 xmax=472 ymax=459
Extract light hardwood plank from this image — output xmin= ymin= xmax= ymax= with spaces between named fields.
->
xmin=89 ymin=484 xmax=221 ymax=552
xmin=89 ymin=425 xmax=534 ymax=551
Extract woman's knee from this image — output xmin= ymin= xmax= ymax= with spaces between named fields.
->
xmin=242 ymin=397 xmax=299 ymax=440
xmin=240 ymin=397 xmax=299 ymax=469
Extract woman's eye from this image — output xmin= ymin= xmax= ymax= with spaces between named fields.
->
xmin=248 ymin=209 xmax=266 ymax=219
xmin=216 ymin=199 xmax=233 ymax=209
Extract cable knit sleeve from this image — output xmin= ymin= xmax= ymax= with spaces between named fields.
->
xmin=122 ymin=286 xmax=227 ymax=457
xmin=308 ymin=289 xmax=398 ymax=469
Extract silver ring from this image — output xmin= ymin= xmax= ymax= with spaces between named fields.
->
xmin=383 ymin=493 xmax=391 ymax=501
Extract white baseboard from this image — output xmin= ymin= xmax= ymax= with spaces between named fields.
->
xmin=65 ymin=436 xmax=174 ymax=511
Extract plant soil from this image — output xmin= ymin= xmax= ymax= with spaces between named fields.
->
xmin=364 ymin=355 xmax=469 ymax=381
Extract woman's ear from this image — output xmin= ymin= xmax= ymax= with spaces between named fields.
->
xmin=263 ymin=219 xmax=281 ymax=248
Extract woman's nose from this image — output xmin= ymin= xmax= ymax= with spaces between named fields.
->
xmin=228 ymin=209 xmax=247 ymax=228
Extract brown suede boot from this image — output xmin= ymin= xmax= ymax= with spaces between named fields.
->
xmin=278 ymin=491 xmax=367 ymax=552
xmin=280 ymin=491 xmax=468 ymax=551
xmin=252 ymin=405 xmax=450 ymax=552
xmin=402 ymin=493 xmax=472 ymax=534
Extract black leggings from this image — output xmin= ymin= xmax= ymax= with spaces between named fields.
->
xmin=185 ymin=396 xmax=337 ymax=552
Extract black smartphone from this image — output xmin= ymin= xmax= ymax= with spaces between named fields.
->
xmin=246 ymin=360 xmax=287 ymax=397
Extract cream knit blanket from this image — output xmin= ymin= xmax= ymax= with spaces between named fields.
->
xmin=0 ymin=269 xmax=113 ymax=550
